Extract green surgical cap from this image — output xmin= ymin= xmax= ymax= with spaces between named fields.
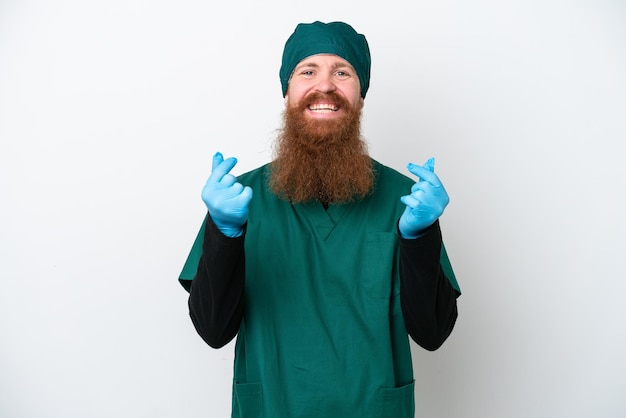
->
xmin=279 ymin=21 xmax=371 ymax=98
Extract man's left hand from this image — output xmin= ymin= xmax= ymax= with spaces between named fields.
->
xmin=398 ymin=158 xmax=449 ymax=239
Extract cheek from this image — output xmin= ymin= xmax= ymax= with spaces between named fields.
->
xmin=347 ymin=92 xmax=364 ymax=109
xmin=352 ymin=99 xmax=363 ymax=112
xmin=286 ymin=87 xmax=306 ymax=107
xmin=342 ymin=84 xmax=362 ymax=107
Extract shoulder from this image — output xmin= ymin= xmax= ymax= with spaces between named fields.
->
xmin=371 ymin=159 xmax=413 ymax=192
xmin=238 ymin=163 xmax=271 ymax=187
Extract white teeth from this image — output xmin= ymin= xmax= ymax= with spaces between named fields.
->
xmin=309 ymin=103 xmax=338 ymax=112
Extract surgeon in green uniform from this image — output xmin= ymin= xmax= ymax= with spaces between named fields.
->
xmin=179 ymin=21 xmax=461 ymax=418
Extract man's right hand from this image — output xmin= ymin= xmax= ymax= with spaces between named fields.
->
xmin=201 ymin=152 xmax=253 ymax=237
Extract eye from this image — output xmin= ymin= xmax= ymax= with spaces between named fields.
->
xmin=335 ymin=70 xmax=351 ymax=78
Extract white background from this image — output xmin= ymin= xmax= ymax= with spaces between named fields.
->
xmin=1 ymin=0 xmax=625 ymax=417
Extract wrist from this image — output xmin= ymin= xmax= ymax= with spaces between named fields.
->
xmin=215 ymin=224 xmax=243 ymax=238
xmin=209 ymin=215 xmax=244 ymax=238
xmin=398 ymin=221 xmax=438 ymax=240
xmin=399 ymin=228 xmax=423 ymax=240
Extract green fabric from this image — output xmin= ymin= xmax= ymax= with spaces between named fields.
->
xmin=178 ymin=160 xmax=460 ymax=418
xmin=178 ymin=190 xmax=460 ymax=293
xmin=279 ymin=21 xmax=371 ymax=98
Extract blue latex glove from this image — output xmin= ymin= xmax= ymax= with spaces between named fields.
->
xmin=201 ymin=152 xmax=253 ymax=237
xmin=398 ymin=157 xmax=449 ymax=239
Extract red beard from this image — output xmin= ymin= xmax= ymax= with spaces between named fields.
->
xmin=269 ymin=92 xmax=374 ymax=205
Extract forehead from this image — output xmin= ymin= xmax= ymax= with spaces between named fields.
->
xmin=295 ymin=54 xmax=355 ymax=70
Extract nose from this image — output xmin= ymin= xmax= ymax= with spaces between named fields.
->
xmin=314 ymin=74 xmax=336 ymax=93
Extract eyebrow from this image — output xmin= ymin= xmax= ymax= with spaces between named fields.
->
xmin=294 ymin=61 xmax=355 ymax=72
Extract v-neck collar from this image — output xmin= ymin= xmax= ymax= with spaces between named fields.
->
xmin=294 ymin=200 xmax=352 ymax=240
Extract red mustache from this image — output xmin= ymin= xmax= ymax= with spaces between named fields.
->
xmin=299 ymin=91 xmax=351 ymax=111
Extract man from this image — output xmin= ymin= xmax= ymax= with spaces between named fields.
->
xmin=179 ymin=21 xmax=461 ymax=418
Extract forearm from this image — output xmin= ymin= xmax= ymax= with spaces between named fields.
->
xmin=188 ymin=214 xmax=246 ymax=348
xmin=399 ymin=221 xmax=459 ymax=351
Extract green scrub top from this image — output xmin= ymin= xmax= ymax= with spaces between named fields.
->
xmin=180 ymin=160 xmax=459 ymax=418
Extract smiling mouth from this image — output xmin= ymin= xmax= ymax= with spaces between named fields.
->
xmin=308 ymin=103 xmax=339 ymax=113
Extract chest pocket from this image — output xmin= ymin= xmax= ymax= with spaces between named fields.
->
xmin=359 ymin=232 xmax=397 ymax=299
